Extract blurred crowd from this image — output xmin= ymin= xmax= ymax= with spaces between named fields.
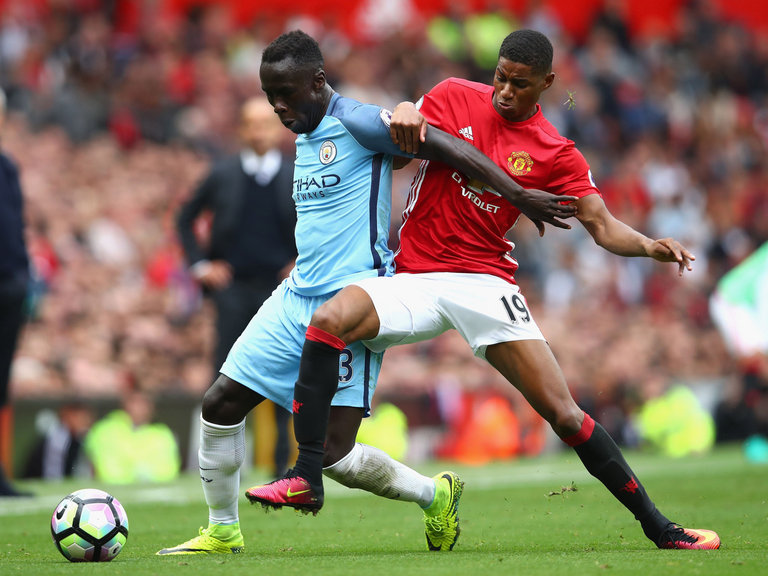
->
xmin=2 ymin=0 xmax=767 ymax=458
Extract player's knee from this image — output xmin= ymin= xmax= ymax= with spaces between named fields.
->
xmin=549 ymin=404 xmax=584 ymax=438
xmin=309 ymin=302 xmax=344 ymax=336
xmin=201 ymin=379 xmax=224 ymax=420
xmin=201 ymin=375 xmax=253 ymax=425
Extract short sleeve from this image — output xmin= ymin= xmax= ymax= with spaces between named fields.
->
xmin=416 ymin=79 xmax=453 ymax=130
xmin=338 ymin=103 xmax=415 ymax=158
xmin=550 ymin=144 xmax=601 ymax=199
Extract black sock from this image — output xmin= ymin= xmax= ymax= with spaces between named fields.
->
xmin=291 ymin=327 xmax=345 ymax=491
xmin=565 ymin=412 xmax=671 ymax=543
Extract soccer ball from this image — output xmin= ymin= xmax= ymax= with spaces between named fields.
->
xmin=50 ymin=488 xmax=129 ymax=562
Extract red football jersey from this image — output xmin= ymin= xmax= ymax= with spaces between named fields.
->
xmin=394 ymin=78 xmax=600 ymax=283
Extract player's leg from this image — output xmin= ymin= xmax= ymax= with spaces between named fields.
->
xmin=434 ymin=273 xmax=718 ymax=550
xmin=243 ymin=314 xmax=380 ymax=513
xmin=310 ymin=281 xmax=462 ymax=550
xmin=485 ymin=340 xmax=666 ymax=526
xmin=323 ymin=407 xmax=463 ymax=551
xmin=485 ymin=338 xmax=719 ymax=549
xmin=241 ymin=285 xmax=357 ymax=512
xmin=200 ymin=376 xmax=261 ymax=536
xmin=286 ymin=285 xmax=381 ymax=491
xmin=250 ymin=276 xmax=446 ymax=496
xmin=246 ymin=276 xmax=465 ymax=547
xmin=323 ymin=406 xmax=436 ymax=504
xmin=273 ymin=404 xmax=291 ymax=478
xmin=156 ymin=375 xmax=261 ymax=555
xmin=159 ymin=282 xmax=303 ymax=555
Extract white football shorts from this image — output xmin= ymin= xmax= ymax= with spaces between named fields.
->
xmin=353 ymin=272 xmax=545 ymax=360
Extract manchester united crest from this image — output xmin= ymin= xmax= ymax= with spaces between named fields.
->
xmin=507 ymin=151 xmax=533 ymax=176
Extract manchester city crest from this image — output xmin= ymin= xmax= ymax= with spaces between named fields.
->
xmin=319 ymin=140 xmax=337 ymax=165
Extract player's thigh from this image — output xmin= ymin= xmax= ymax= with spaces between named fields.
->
xmin=220 ymin=282 xmax=308 ymax=413
xmin=312 ymin=285 xmax=381 ymax=343
xmin=485 ymin=339 xmax=582 ymax=435
xmin=429 ymin=274 xmax=546 ymax=357
xmin=354 ymin=274 xmax=450 ymax=352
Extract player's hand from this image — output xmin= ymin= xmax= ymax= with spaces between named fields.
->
xmin=390 ymin=101 xmax=427 ymax=154
xmin=646 ymin=237 xmax=695 ymax=275
xmin=517 ymin=188 xmax=579 ymax=236
xmin=197 ymin=260 xmax=233 ymax=290
xmin=278 ymin=259 xmax=295 ymax=281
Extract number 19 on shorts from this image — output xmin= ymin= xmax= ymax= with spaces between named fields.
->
xmin=501 ymin=293 xmax=531 ymax=324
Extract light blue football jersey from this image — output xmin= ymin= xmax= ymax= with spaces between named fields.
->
xmin=288 ymin=92 xmax=410 ymax=296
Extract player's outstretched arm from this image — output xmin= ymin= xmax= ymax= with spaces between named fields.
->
xmin=416 ymin=126 xmax=576 ymax=235
xmin=422 ymin=127 xmax=578 ymax=233
xmin=390 ymin=101 xmax=577 ymax=234
xmin=576 ymin=194 xmax=695 ymax=276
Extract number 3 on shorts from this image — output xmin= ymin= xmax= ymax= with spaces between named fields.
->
xmin=500 ymin=293 xmax=531 ymax=324
xmin=339 ymin=348 xmax=353 ymax=383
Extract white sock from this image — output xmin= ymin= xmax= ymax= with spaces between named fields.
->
xmin=323 ymin=442 xmax=435 ymax=508
xmin=199 ymin=416 xmax=245 ymax=526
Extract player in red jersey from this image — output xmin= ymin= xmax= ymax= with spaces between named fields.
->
xmin=248 ymin=29 xmax=720 ymax=551
xmin=393 ymin=74 xmax=597 ymax=280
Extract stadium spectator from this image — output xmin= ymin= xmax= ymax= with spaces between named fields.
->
xmin=22 ymin=400 xmax=95 ymax=480
xmin=84 ymin=387 xmax=181 ymax=484
xmin=176 ymin=96 xmax=297 ymax=479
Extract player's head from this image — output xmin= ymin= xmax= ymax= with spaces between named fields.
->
xmin=492 ymin=29 xmax=555 ymax=122
xmin=240 ymin=96 xmax=284 ymax=154
xmin=260 ymin=30 xmax=331 ymax=134
xmin=499 ymin=29 xmax=553 ymax=77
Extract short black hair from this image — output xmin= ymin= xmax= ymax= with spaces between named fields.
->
xmin=498 ymin=29 xmax=553 ymax=76
xmin=262 ymin=30 xmax=324 ymax=73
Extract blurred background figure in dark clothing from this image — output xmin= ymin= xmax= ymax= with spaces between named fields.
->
xmin=176 ymin=96 xmax=297 ymax=477
xmin=23 ymin=401 xmax=95 ymax=480
xmin=0 ymin=87 xmax=31 ymax=496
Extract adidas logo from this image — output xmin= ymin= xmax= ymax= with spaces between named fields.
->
xmin=458 ymin=126 xmax=474 ymax=140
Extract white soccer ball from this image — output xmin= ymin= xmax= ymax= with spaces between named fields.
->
xmin=50 ymin=488 xmax=129 ymax=562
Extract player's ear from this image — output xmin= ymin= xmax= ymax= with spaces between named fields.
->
xmin=543 ymin=72 xmax=555 ymax=91
xmin=312 ymin=69 xmax=326 ymax=91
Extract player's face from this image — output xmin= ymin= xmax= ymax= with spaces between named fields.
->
xmin=492 ymin=56 xmax=554 ymax=122
xmin=260 ymin=59 xmax=327 ymax=134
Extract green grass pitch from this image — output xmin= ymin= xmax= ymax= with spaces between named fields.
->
xmin=1 ymin=444 xmax=765 ymax=575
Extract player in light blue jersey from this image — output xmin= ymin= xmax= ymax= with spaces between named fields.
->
xmin=157 ymin=30 xmax=576 ymax=556
xmin=288 ymin=94 xmax=401 ymax=296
